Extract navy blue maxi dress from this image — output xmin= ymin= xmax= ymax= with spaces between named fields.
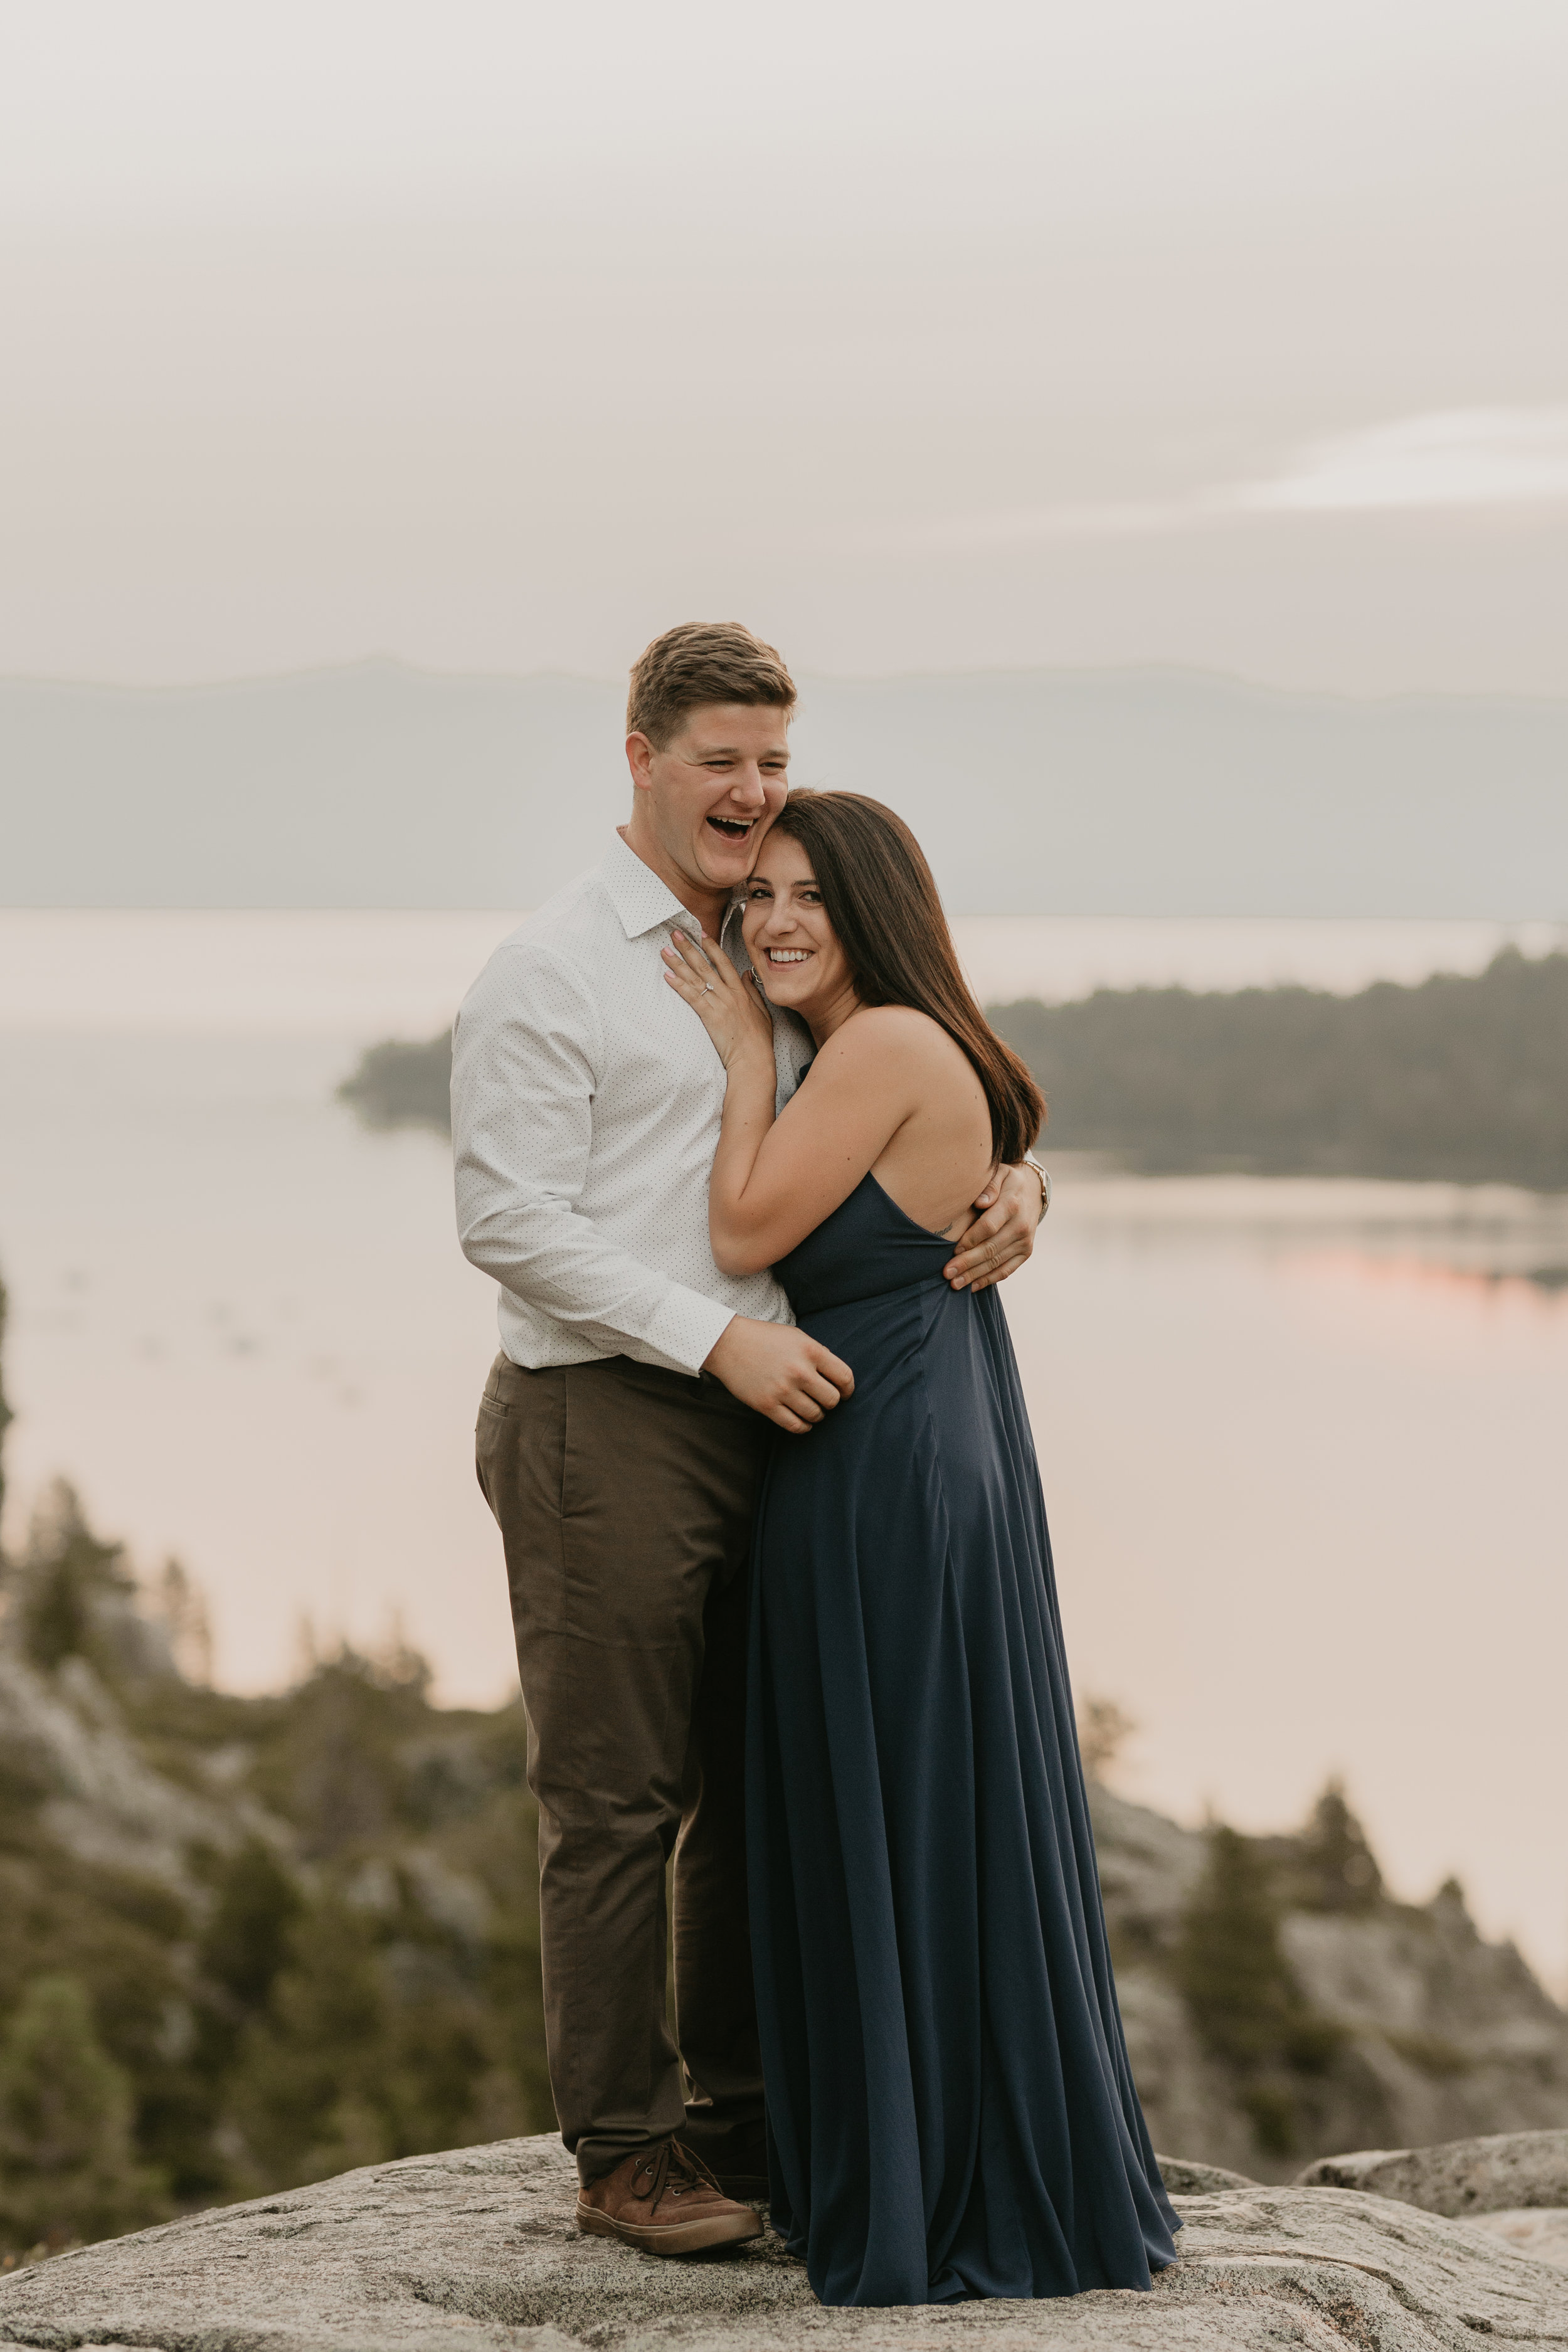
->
xmin=746 ymin=1173 xmax=1179 ymax=2307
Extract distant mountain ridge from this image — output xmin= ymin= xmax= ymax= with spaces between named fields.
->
xmin=4 ymin=660 xmax=1567 ymax=916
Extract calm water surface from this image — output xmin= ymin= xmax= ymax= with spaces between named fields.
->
xmin=1 ymin=913 xmax=1564 ymax=1991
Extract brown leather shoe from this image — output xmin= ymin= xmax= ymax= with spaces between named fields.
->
xmin=576 ymin=2137 xmax=763 ymax=2256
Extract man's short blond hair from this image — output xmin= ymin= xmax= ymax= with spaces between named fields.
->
xmin=626 ymin=623 xmax=797 ymax=750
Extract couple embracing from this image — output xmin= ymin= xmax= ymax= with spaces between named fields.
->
xmin=452 ymin=623 xmax=1177 ymax=2309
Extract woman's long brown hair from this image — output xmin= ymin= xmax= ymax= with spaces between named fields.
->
xmin=769 ymin=790 xmax=1044 ymax=1163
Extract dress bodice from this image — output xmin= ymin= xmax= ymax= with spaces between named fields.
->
xmin=770 ymin=1173 xmax=955 ymax=1318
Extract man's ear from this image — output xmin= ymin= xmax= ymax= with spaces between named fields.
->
xmin=626 ymin=731 xmax=657 ymax=792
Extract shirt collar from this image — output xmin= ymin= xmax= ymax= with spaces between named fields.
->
xmin=599 ymin=832 xmax=691 ymax=941
xmin=600 ymin=833 xmax=810 ymax=1070
xmin=599 ymin=830 xmax=749 ymax=950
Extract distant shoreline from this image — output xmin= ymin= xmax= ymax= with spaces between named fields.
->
xmin=991 ymin=947 xmax=1568 ymax=1192
xmin=339 ymin=947 xmax=1568 ymax=1194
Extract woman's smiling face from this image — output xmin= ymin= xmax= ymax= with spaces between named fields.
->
xmin=741 ymin=829 xmax=859 ymax=1037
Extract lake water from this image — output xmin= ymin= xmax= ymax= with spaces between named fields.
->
xmin=1 ymin=911 xmax=1565 ymax=1994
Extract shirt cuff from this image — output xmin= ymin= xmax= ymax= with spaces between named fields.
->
xmin=637 ymin=1291 xmax=738 ymax=1380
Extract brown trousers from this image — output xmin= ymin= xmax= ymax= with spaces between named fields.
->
xmin=475 ymin=1351 xmax=770 ymax=2184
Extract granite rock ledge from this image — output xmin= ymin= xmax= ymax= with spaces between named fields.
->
xmin=1295 ymin=2127 xmax=1568 ymax=2280
xmin=1296 ymin=2127 xmax=1568 ymax=2217
xmin=4 ymin=2132 xmax=1568 ymax=2352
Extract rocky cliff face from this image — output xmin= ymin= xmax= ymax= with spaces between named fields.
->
xmin=1091 ymin=1783 xmax=1568 ymax=2183
xmin=1 ymin=1494 xmax=1564 ymax=2260
xmin=0 ymin=1492 xmax=551 ymax=2261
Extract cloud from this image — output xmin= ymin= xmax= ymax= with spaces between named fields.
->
xmin=1237 ymin=408 xmax=1568 ymax=515
xmin=919 ymin=408 xmax=1568 ymax=548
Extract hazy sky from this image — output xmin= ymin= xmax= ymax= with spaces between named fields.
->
xmin=3 ymin=0 xmax=1567 ymax=688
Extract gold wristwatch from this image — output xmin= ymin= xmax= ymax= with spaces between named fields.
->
xmin=1024 ymin=1153 xmax=1051 ymax=1221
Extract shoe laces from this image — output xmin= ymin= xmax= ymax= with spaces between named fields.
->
xmin=632 ymin=2136 xmax=721 ymax=2206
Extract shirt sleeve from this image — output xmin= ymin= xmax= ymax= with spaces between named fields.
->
xmin=450 ymin=941 xmax=736 ymax=1377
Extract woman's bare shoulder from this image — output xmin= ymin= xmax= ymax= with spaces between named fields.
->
xmin=818 ymin=1004 xmax=963 ymax=1070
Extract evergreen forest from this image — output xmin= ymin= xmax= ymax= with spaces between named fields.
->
xmin=340 ymin=949 xmax=1568 ymax=1190
xmin=991 ymin=947 xmax=1568 ymax=1185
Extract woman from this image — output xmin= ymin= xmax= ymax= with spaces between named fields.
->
xmin=662 ymin=791 xmax=1177 ymax=2309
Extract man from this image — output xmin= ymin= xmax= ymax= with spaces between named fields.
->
xmin=452 ymin=623 xmax=1046 ymax=2257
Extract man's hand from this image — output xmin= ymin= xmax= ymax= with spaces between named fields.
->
xmin=943 ymin=1163 xmax=1045 ymax=1294
xmin=704 ymin=1317 xmax=855 ymax=1434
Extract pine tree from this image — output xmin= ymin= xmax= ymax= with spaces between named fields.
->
xmin=1175 ymin=1826 xmax=1344 ymax=2158
xmin=0 ymin=1975 xmax=166 ymax=2255
xmin=1299 ymin=1778 xmax=1384 ymax=1912
xmin=201 ymin=1840 xmax=302 ymax=2016
xmin=1077 ymin=1695 xmax=1136 ymax=1783
xmin=1177 ymin=1827 xmax=1297 ymax=2072
xmin=226 ymin=1902 xmax=396 ymax=2186
xmin=152 ymin=1558 xmax=213 ymax=1685
xmin=0 ymin=1269 xmax=14 ymax=1546
xmin=14 ymin=1483 xmax=135 ymax=1674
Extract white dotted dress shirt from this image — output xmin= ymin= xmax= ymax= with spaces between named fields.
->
xmin=452 ymin=832 xmax=813 ymax=1378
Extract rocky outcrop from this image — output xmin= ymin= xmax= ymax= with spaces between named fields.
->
xmin=1091 ymin=1785 xmax=1568 ymax=2182
xmin=1156 ymin=2158 xmax=1261 ymax=2195
xmin=0 ymin=1651 xmax=248 ymax=1894
xmin=2 ymin=1539 xmax=1564 ymax=2237
xmin=4 ymin=2132 xmax=1568 ymax=2352
xmin=1291 ymin=2127 xmax=1568 ymax=2281
xmin=1298 ymin=2126 xmax=1568 ymax=2215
